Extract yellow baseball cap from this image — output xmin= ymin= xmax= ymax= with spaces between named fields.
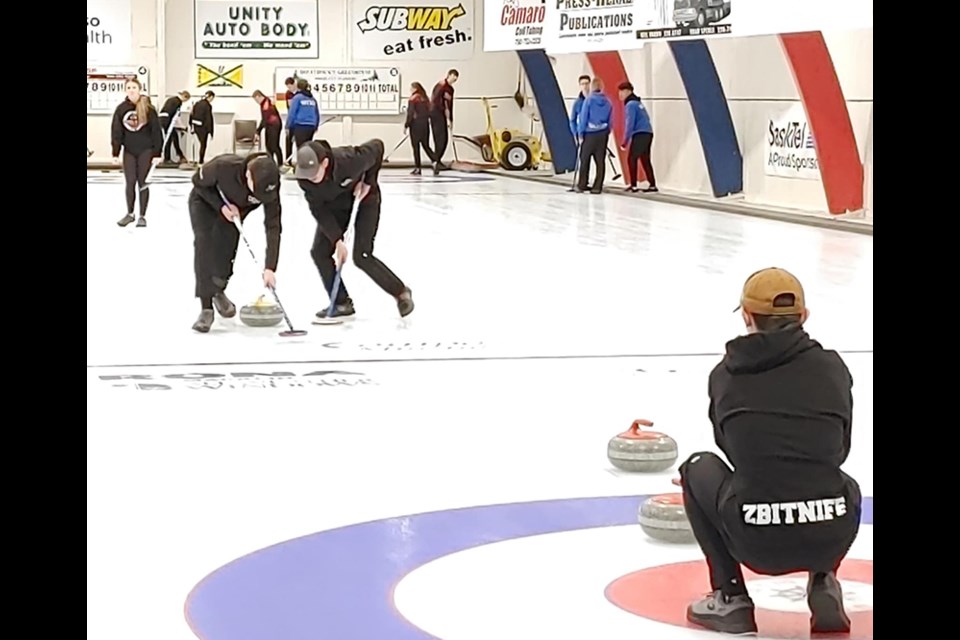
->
xmin=735 ymin=268 xmax=806 ymax=315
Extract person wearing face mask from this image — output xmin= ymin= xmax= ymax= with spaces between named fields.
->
xmin=677 ymin=268 xmax=862 ymax=637
xmin=294 ymin=139 xmax=414 ymax=321
xmin=187 ymin=152 xmax=283 ymax=333
xmin=404 ymin=82 xmax=434 ymax=175
xmin=111 ymin=78 xmax=163 ymax=228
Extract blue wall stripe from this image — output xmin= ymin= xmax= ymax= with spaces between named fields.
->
xmin=668 ymin=40 xmax=743 ymax=197
xmin=517 ymin=50 xmax=578 ymax=174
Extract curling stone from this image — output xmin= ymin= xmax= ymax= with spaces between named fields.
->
xmin=607 ymin=419 xmax=678 ymax=472
xmin=239 ymin=295 xmax=284 ymax=327
xmin=638 ymin=493 xmax=696 ymax=544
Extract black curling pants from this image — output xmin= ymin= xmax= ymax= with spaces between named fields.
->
xmin=409 ymin=122 xmax=434 ymax=169
xmin=123 ymin=149 xmax=153 ymax=217
xmin=291 ymin=126 xmax=317 ymax=151
xmin=194 ymin=127 xmax=211 ymax=163
xmin=188 ymin=190 xmax=241 ymax=308
xmin=679 ymin=452 xmax=862 ymax=597
xmin=429 ymin=116 xmax=449 ymax=164
xmin=628 ymin=132 xmax=656 ymax=188
xmin=263 ymin=122 xmax=284 ymax=168
xmin=310 ymin=190 xmax=406 ymax=304
xmin=577 ymin=130 xmax=609 ymax=192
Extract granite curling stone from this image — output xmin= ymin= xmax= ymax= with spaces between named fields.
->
xmin=607 ymin=419 xmax=678 ymax=472
xmin=239 ymin=295 xmax=284 ymax=327
xmin=638 ymin=493 xmax=696 ymax=544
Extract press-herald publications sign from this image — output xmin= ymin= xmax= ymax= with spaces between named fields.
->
xmin=543 ymin=0 xmax=638 ymax=54
xmin=87 ymin=0 xmax=132 ymax=63
xmin=764 ymin=104 xmax=820 ymax=181
xmin=351 ymin=0 xmax=476 ymax=60
xmin=194 ymin=0 xmax=320 ymax=59
xmin=483 ymin=0 xmax=547 ymax=51
xmin=635 ymin=0 xmax=732 ymax=41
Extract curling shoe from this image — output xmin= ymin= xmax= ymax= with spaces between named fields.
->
xmin=192 ymin=310 xmax=215 ymax=333
xmin=686 ymin=590 xmax=758 ymax=636
xmin=397 ymin=288 xmax=414 ymax=317
xmin=136 ymin=217 xmax=146 ymax=228
xmin=807 ymin=572 xmax=851 ymax=634
xmin=213 ymin=292 xmax=236 ymax=318
xmin=317 ymin=299 xmax=356 ymax=319
xmin=117 ymin=214 xmax=135 ymax=227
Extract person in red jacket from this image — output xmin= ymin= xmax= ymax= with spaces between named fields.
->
xmin=253 ymin=90 xmax=284 ymax=168
xmin=404 ymin=82 xmax=435 ymax=175
xmin=429 ymin=69 xmax=458 ymax=175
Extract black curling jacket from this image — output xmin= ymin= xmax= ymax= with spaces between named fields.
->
xmin=296 ymin=139 xmax=384 ymax=244
xmin=191 ymin=153 xmax=282 ymax=271
xmin=709 ymin=324 xmax=860 ymax=558
xmin=190 ymin=98 xmax=214 ymax=135
xmin=110 ymin=99 xmax=163 ymax=157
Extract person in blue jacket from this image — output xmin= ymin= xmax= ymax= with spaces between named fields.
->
xmin=286 ymin=78 xmax=321 ymax=155
xmin=568 ymin=74 xmax=591 ymax=137
xmin=618 ymin=81 xmax=658 ymax=193
xmin=576 ymin=78 xmax=613 ymax=194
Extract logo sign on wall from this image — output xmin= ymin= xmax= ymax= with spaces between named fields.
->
xmin=635 ymin=0 xmax=732 ymax=41
xmin=274 ymin=67 xmax=402 ymax=115
xmin=87 ymin=0 xmax=132 ymax=63
xmin=194 ymin=0 xmax=320 ymax=59
xmin=87 ymin=66 xmax=149 ymax=115
xmin=764 ymin=104 xmax=820 ymax=181
xmin=483 ymin=0 xmax=546 ymax=51
xmin=352 ymin=0 xmax=476 ymax=61
xmin=542 ymin=0 xmax=639 ymax=54
xmin=197 ymin=64 xmax=244 ymax=88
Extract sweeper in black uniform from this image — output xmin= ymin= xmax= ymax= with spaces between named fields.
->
xmin=678 ymin=267 xmax=862 ymax=636
xmin=188 ymin=152 xmax=283 ymax=333
xmin=294 ymin=139 xmax=414 ymax=320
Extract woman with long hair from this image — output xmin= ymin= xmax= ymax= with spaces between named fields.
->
xmin=404 ymin=82 xmax=435 ymax=175
xmin=111 ymin=78 xmax=163 ymax=227
xmin=252 ymin=90 xmax=284 ymax=168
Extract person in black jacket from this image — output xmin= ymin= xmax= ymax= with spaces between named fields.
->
xmin=159 ymin=90 xmax=191 ymax=164
xmin=404 ymin=82 xmax=434 ymax=175
xmin=294 ymin=139 xmax=413 ymax=320
xmin=679 ymin=267 xmax=862 ymax=636
xmin=111 ymin=78 xmax=163 ymax=228
xmin=190 ymin=91 xmax=216 ymax=164
xmin=188 ymin=153 xmax=282 ymax=333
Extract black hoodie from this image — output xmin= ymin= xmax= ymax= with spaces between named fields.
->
xmin=709 ymin=324 xmax=858 ymax=547
xmin=110 ymin=99 xmax=163 ymax=157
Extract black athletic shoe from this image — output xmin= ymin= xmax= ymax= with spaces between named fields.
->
xmin=411 ymin=168 xmax=421 ymax=175
xmin=136 ymin=217 xmax=146 ymax=228
xmin=397 ymin=288 xmax=414 ymax=318
xmin=808 ymin=572 xmax=851 ymax=633
xmin=432 ymin=162 xmax=441 ymax=176
xmin=642 ymin=186 xmax=659 ymax=193
xmin=117 ymin=214 xmax=135 ymax=227
xmin=192 ymin=310 xmax=214 ymax=333
xmin=317 ymin=299 xmax=356 ymax=319
xmin=213 ymin=292 xmax=236 ymax=318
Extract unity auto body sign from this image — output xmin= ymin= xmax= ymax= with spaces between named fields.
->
xmin=351 ymin=0 xmax=477 ymax=60
xmin=483 ymin=0 xmax=547 ymax=51
xmin=194 ymin=0 xmax=320 ymax=58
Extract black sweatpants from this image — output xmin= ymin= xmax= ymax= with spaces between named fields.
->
xmin=409 ymin=122 xmax=434 ymax=169
xmin=263 ymin=122 xmax=284 ymax=168
xmin=123 ymin=149 xmax=154 ymax=217
xmin=310 ymin=190 xmax=406 ymax=303
xmin=628 ymin=132 xmax=656 ymax=188
xmin=188 ymin=191 xmax=241 ymax=308
xmin=194 ymin=127 xmax=211 ymax=163
xmin=291 ymin=126 xmax=317 ymax=151
xmin=679 ymin=452 xmax=862 ymax=597
xmin=429 ymin=116 xmax=448 ymax=164
xmin=160 ymin=115 xmax=183 ymax=162
xmin=577 ymin=130 xmax=610 ymax=192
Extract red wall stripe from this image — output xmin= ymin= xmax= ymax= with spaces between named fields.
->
xmin=584 ymin=51 xmax=643 ymax=184
xmin=779 ymin=32 xmax=864 ymax=214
